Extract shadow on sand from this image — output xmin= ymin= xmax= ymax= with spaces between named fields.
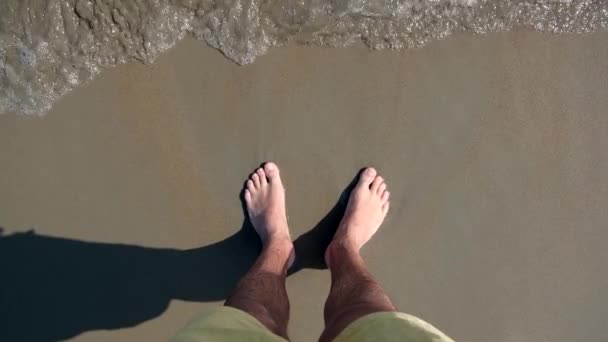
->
xmin=0 ymin=173 xmax=361 ymax=341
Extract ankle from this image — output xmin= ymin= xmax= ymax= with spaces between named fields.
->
xmin=264 ymin=235 xmax=292 ymax=255
xmin=258 ymin=237 xmax=293 ymax=272
xmin=325 ymin=240 xmax=360 ymax=268
xmin=333 ymin=221 xmax=364 ymax=250
xmin=265 ymin=231 xmax=292 ymax=245
xmin=266 ymin=235 xmax=293 ymax=257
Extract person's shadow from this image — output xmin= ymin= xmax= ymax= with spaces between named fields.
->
xmin=0 ymin=173 xmax=360 ymax=341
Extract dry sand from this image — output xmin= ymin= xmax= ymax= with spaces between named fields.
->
xmin=1 ymin=32 xmax=608 ymax=341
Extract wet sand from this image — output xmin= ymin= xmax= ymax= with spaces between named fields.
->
xmin=1 ymin=32 xmax=608 ymax=341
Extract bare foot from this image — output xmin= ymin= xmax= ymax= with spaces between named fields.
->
xmin=244 ymin=162 xmax=295 ymax=268
xmin=326 ymin=167 xmax=390 ymax=264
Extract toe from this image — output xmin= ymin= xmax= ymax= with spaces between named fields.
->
xmin=246 ymin=180 xmax=255 ymax=192
xmin=251 ymin=173 xmax=260 ymax=188
xmin=256 ymin=168 xmax=267 ymax=185
xmin=244 ymin=189 xmax=252 ymax=202
xmin=381 ymin=190 xmax=390 ymax=203
xmin=371 ymin=176 xmax=383 ymax=192
xmin=264 ymin=162 xmax=281 ymax=182
xmin=382 ymin=201 xmax=390 ymax=214
xmin=378 ymin=182 xmax=387 ymax=195
xmin=357 ymin=167 xmax=377 ymax=187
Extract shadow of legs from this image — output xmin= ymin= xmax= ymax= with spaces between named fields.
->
xmin=0 ymin=223 xmax=260 ymax=341
xmin=0 ymin=170 xmax=364 ymax=341
xmin=289 ymin=171 xmax=361 ymax=274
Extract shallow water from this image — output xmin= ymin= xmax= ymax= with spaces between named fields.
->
xmin=0 ymin=0 xmax=606 ymax=115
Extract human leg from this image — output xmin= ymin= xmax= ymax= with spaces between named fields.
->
xmin=320 ymin=168 xmax=394 ymax=342
xmin=225 ymin=162 xmax=295 ymax=339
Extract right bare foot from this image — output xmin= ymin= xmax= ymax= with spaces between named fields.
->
xmin=326 ymin=168 xmax=390 ymax=264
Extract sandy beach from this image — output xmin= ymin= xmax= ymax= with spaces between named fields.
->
xmin=1 ymin=31 xmax=608 ymax=341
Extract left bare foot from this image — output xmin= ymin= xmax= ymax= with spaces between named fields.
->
xmin=244 ymin=162 xmax=295 ymax=268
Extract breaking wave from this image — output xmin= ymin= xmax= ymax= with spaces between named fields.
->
xmin=0 ymin=0 xmax=606 ymax=115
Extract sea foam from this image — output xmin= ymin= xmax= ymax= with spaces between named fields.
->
xmin=0 ymin=0 xmax=605 ymax=115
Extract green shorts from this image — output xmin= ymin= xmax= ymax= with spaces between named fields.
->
xmin=172 ymin=306 xmax=453 ymax=342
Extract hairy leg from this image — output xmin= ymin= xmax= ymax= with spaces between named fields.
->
xmin=225 ymin=162 xmax=295 ymax=339
xmin=225 ymin=237 xmax=292 ymax=338
xmin=320 ymin=168 xmax=395 ymax=342
xmin=320 ymin=243 xmax=395 ymax=342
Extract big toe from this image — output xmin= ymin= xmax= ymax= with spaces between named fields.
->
xmin=264 ymin=162 xmax=281 ymax=182
xmin=357 ymin=167 xmax=377 ymax=188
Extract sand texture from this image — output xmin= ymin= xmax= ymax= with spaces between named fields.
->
xmin=1 ymin=32 xmax=608 ymax=341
